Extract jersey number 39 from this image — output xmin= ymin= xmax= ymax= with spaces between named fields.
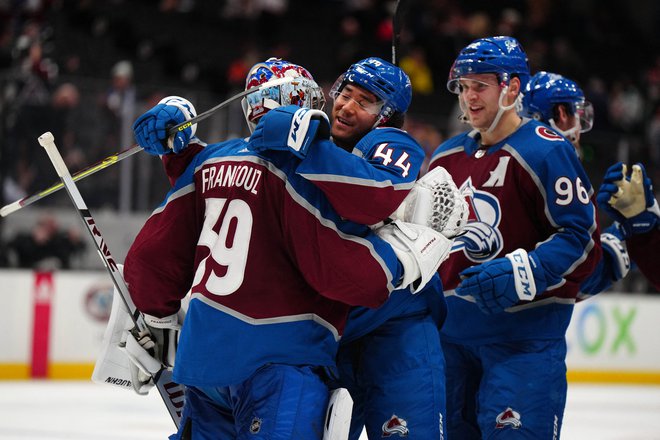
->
xmin=192 ymin=198 xmax=252 ymax=296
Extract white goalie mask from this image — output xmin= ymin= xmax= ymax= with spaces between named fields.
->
xmin=241 ymin=57 xmax=326 ymax=133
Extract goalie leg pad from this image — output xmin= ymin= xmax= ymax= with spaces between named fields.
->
xmin=323 ymin=388 xmax=354 ymax=440
xmin=91 ymin=271 xmax=137 ymax=391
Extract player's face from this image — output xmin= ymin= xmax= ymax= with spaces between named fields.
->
xmin=331 ymin=84 xmax=380 ymax=150
xmin=456 ymin=74 xmax=503 ymax=130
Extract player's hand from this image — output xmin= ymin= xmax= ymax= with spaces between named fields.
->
xmin=132 ymin=96 xmax=197 ymax=155
xmin=250 ymin=105 xmax=330 ymax=159
xmin=390 ymin=166 xmax=468 ymax=238
xmin=455 ymin=249 xmax=548 ymax=315
xmin=120 ymin=312 xmax=181 ymax=395
xmin=597 ymin=162 xmax=659 ymax=238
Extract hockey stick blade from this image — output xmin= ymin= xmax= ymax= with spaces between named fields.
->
xmin=37 ymin=131 xmax=184 ymax=427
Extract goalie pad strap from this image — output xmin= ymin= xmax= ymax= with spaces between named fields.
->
xmin=505 ymin=248 xmax=537 ymax=301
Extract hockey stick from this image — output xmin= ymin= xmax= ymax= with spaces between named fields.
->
xmin=167 ymin=76 xmax=294 ymax=135
xmin=1 ymin=144 xmax=141 ymax=217
xmin=1 ymin=76 xmax=295 ymax=217
xmin=38 ymin=131 xmax=184 ymax=428
xmin=391 ymin=0 xmax=411 ymax=65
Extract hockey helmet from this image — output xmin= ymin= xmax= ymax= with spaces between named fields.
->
xmin=447 ymin=36 xmax=530 ymax=94
xmin=330 ymin=57 xmax=412 ymax=125
xmin=522 ymin=71 xmax=594 ymax=133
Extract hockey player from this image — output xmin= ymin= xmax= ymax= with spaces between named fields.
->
xmin=521 ymin=71 xmax=630 ymax=296
xmin=428 ymin=37 xmax=602 ymax=439
xmin=122 ymin=59 xmax=452 ymax=439
xmin=260 ymin=57 xmax=467 ymax=440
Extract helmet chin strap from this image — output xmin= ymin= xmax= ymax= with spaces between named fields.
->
xmin=486 ymin=86 xmax=520 ymax=134
xmin=549 ymin=118 xmax=580 ymax=143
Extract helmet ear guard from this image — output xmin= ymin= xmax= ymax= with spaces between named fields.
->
xmin=242 ymin=57 xmax=326 ymax=133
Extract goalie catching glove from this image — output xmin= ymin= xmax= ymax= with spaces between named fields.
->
xmin=456 ymin=249 xmax=559 ymax=315
xmin=250 ymin=105 xmax=330 ymax=159
xmin=390 ymin=166 xmax=468 ymax=238
xmin=375 ymin=220 xmax=453 ymax=293
xmin=596 ymin=162 xmax=659 ymax=238
xmin=132 ymin=96 xmax=197 ymax=155
xmin=119 ymin=312 xmax=181 ymax=395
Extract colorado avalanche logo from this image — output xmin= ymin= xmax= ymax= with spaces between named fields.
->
xmin=495 ymin=407 xmax=523 ymax=429
xmin=454 ymin=177 xmax=504 ymax=262
xmin=382 ymin=415 xmax=409 ymax=437
xmin=535 ymin=126 xmax=564 ymax=141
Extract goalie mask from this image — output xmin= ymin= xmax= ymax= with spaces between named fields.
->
xmin=522 ymin=71 xmax=594 ymax=142
xmin=242 ymin=58 xmax=326 ymax=133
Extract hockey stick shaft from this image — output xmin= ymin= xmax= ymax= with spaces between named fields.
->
xmin=166 ymin=75 xmax=294 ymax=134
xmin=38 ymin=132 xmax=184 ymax=427
xmin=391 ymin=0 xmax=410 ymax=65
xmin=1 ymin=76 xmax=296 ymax=217
xmin=1 ymin=144 xmax=142 ymax=217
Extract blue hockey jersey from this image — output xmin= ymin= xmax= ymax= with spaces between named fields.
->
xmin=429 ymin=119 xmax=602 ymax=344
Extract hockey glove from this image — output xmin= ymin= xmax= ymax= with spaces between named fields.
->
xmin=132 ymin=96 xmax=197 ymax=155
xmin=390 ymin=166 xmax=469 ymax=238
xmin=597 ymin=162 xmax=659 ymax=238
xmin=250 ymin=105 xmax=330 ymax=159
xmin=600 ymin=225 xmax=631 ymax=281
xmin=120 ymin=312 xmax=181 ymax=395
xmin=455 ymin=249 xmax=549 ymax=315
xmin=375 ymin=220 xmax=453 ymax=294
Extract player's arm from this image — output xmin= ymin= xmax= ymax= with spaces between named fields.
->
xmin=281 ymin=180 xmax=450 ymax=306
xmin=297 ymin=128 xmax=426 ymax=225
xmin=457 ymin=142 xmax=602 ymax=314
xmin=626 ymin=229 xmax=660 ymax=290
xmin=124 ymin=162 xmax=201 ymax=317
xmin=578 ymin=225 xmax=631 ymax=298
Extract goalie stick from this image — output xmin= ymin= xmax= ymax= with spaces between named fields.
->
xmin=37 ymin=131 xmax=184 ymax=428
xmin=1 ymin=76 xmax=296 ymax=217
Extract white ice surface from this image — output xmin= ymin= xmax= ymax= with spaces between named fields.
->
xmin=1 ymin=381 xmax=660 ymax=439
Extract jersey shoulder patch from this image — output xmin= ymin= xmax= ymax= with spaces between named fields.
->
xmin=534 ymin=125 xmax=564 ymax=142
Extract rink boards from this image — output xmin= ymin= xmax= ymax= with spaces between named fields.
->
xmin=0 ymin=269 xmax=659 ymax=383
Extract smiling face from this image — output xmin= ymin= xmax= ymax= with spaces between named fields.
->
xmin=456 ymin=73 xmax=504 ymax=131
xmin=330 ymin=83 xmax=381 ymax=150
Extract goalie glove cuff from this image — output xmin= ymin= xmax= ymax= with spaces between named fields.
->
xmin=376 ymin=220 xmax=452 ymax=294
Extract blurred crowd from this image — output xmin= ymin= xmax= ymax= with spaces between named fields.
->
xmin=0 ymin=0 xmax=657 ymax=288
